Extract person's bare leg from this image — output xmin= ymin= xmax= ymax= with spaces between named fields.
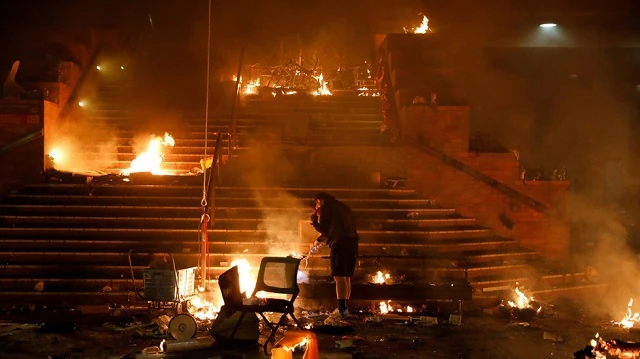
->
xmin=334 ymin=276 xmax=348 ymax=299
xmin=345 ymin=277 xmax=351 ymax=299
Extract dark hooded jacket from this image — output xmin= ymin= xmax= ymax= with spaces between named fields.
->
xmin=311 ymin=193 xmax=359 ymax=247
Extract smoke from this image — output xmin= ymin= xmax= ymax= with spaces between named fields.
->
xmin=45 ymin=116 xmax=119 ymax=173
xmin=254 ymin=189 xmax=311 ymax=258
xmin=561 ymin=194 xmax=640 ymax=318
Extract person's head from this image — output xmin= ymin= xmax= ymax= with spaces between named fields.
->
xmin=314 ymin=192 xmax=333 ymax=210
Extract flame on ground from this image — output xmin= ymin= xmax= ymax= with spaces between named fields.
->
xmin=312 ymin=73 xmax=332 ymax=96
xmin=187 ymin=295 xmax=220 ymax=321
xmin=122 ymin=133 xmax=175 ymax=175
xmin=507 ymin=287 xmax=539 ymax=312
xmin=244 ymin=78 xmax=260 ymax=95
xmin=379 ymin=300 xmax=391 ymax=314
xmin=373 ymin=271 xmax=391 ymax=284
xmin=614 ymin=298 xmax=640 ymax=328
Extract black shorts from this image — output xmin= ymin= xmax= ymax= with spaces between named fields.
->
xmin=330 ymin=239 xmax=358 ymax=277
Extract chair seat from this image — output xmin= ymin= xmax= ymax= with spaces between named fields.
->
xmin=240 ymin=298 xmax=292 ymax=313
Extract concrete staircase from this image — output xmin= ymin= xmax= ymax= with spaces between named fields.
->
xmin=0 ymin=183 xmax=584 ymax=306
xmin=0 ymin=65 xmax=598 ymax=307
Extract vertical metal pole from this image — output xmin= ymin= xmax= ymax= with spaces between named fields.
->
xmin=230 ymin=47 xmax=245 ymax=151
xmin=200 ymin=0 xmax=212 ymax=291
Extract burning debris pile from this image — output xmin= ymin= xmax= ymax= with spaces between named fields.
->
xmin=234 ymin=70 xmax=333 ymax=97
xmin=575 ymin=333 xmax=640 ymax=359
xmin=497 ymin=286 xmax=542 ymax=322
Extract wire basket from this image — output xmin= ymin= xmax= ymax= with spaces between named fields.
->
xmin=142 ymin=267 xmax=197 ymax=302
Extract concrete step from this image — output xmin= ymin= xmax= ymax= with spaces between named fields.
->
xmin=0 ymin=226 xmax=492 ymax=241
xmin=8 ymin=184 xmax=423 ymax=199
xmin=0 ymin=204 xmax=456 ymax=220
xmin=0 ymin=238 xmax=520 ymax=257
xmin=3 ymin=194 xmax=439 ymax=210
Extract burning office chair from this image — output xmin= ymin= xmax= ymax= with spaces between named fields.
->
xmin=216 ymin=256 xmax=304 ymax=353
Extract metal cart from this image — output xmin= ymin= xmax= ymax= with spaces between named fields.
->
xmin=128 ymin=249 xmax=197 ymax=312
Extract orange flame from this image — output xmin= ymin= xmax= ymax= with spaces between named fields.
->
xmin=615 ymin=298 xmax=640 ymax=328
xmin=373 ymin=271 xmax=391 ymax=284
xmin=312 ymin=73 xmax=332 ymax=96
xmin=122 ymin=133 xmax=174 ymax=175
xmin=187 ymin=295 xmax=220 ymax=321
xmin=379 ymin=300 xmax=391 ymax=314
xmin=413 ymin=15 xmax=430 ymax=34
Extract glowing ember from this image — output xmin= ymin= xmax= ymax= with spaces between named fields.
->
xmin=373 ymin=271 xmax=391 ymax=284
xmin=122 ymin=133 xmax=174 ymax=175
xmin=312 ymin=73 xmax=332 ymax=96
xmin=614 ymin=298 xmax=640 ymax=328
xmin=187 ymin=295 xmax=220 ymax=321
xmin=231 ymin=258 xmax=256 ymax=298
xmin=407 ymin=306 xmax=414 ymax=313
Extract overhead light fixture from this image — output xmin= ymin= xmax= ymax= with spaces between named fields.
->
xmin=96 ymin=65 xmax=101 ymax=70
xmin=539 ymin=23 xmax=557 ymax=28
xmin=78 ymin=101 xmax=86 ymax=107
xmin=120 ymin=65 xmax=125 ymax=70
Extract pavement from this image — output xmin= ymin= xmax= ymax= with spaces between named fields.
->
xmin=0 ymin=298 xmax=638 ymax=359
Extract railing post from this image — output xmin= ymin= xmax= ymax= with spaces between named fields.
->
xmin=230 ymin=47 xmax=245 ymax=152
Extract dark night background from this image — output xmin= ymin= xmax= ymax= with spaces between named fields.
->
xmin=1 ymin=0 xmax=640 ymax=206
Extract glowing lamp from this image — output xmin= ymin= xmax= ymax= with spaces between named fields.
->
xmin=78 ymin=101 xmax=86 ymax=107
xmin=539 ymin=23 xmax=557 ymax=28
xmin=96 ymin=65 xmax=101 ymax=70
xmin=120 ymin=65 xmax=125 ymax=70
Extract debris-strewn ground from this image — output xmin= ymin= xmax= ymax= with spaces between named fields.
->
xmin=0 ymin=299 xmax=637 ymax=359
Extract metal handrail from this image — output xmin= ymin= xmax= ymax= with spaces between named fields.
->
xmin=230 ymin=48 xmax=245 ymax=153
xmin=204 ymin=131 xmax=223 ymax=222
xmin=407 ymin=137 xmax=550 ymax=213
xmin=0 ymin=129 xmax=43 ymax=156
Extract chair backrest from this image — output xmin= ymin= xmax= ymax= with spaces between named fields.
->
xmin=251 ymin=256 xmax=302 ymax=298
xmin=218 ymin=265 xmax=244 ymax=306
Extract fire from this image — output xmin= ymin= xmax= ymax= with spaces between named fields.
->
xmin=413 ymin=15 xmax=430 ymax=34
xmin=232 ymin=75 xmax=260 ymax=95
xmin=379 ymin=300 xmax=391 ymax=314
xmin=614 ymin=298 xmax=640 ymax=328
xmin=244 ymin=78 xmax=260 ymax=95
xmin=122 ymin=133 xmax=175 ymax=175
xmin=271 ymin=331 xmax=319 ymax=359
xmin=507 ymin=287 xmax=537 ymax=311
xmin=312 ymin=73 xmax=332 ymax=96
xmin=187 ymin=295 xmax=220 ymax=321
xmin=373 ymin=271 xmax=391 ymax=284
xmin=407 ymin=305 xmax=414 ymax=313
xmin=230 ymin=258 xmax=257 ymax=298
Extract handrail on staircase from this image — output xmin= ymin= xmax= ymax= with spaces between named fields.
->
xmin=0 ymin=129 xmax=44 ymax=157
xmin=204 ymin=131 xmax=223 ymax=221
xmin=229 ymin=47 xmax=245 ymax=153
xmin=407 ymin=138 xmax=549 ymax=213
xmin=58 ymin=42 xmax=104 ymax=120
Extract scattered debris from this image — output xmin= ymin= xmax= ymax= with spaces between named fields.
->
xmin=543 ymin=331 xmax=564 ymax=343
xmin=335 ymin=339 xmax=354 ymax=349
